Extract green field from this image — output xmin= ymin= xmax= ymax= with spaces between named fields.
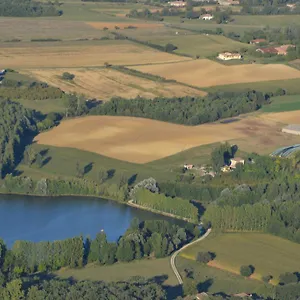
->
xmin=205 ymin=78 xmax=300 ymax=94
xmin=129 ymin=32 xmax=251 ymax=58
xmin=232 ymin=15 xmax=300 ymax=27
xmin=177 ymin=257 xmax=273 ymax=297
xmin=261 ymin=94 xmax=300 ymax=113
xmin=180 ymin=233 xmax=300 ymax=284
xmin=57 ymin=257 xmax=177 ymax=286
xmin=17 ymin=144 xmax=178 ymax=184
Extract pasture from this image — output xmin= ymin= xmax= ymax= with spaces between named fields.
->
xmin=132 ymin=59 xmax=300 ymax=88
xmin=23 ymin=68 xmax=204 ymax=100
xmin=57 ymin=257 xmax=177 ymax=286
xmin=261 ymin=95 xmax=300 ymax=113
xmin=205 ymin=78 xmax=300 ymax=94
xmin=125 ymin=31 xmax=251 ymax=58
xmin=0 ymin=40 xmax=189 ymax=69
xmin=177 ymin=257 xmax=272 ymax=297
xmin=180 ymin=233 xmax=300 ymax=283
xmin=34 ymin=114 xmax=300 ymax=164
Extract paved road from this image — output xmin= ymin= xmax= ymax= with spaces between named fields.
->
xmin=170 ymin=228 xmax=212 ymax=285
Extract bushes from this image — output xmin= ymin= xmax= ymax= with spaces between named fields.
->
xmin=240 ymin=265 xmax=254 ymax=277
xmin=196 ymin=251 xmax=214 ymax=264
xmin=279 ymin=272 xmax=298 ymax=285
xmin=62 ymin=72 xmax=75 ymax=81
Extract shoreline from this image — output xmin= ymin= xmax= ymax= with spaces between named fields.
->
xmin=0 ymin=191 xmax=192 ymax=223
xmin=127 ymin=200 xmax=194 ymax=223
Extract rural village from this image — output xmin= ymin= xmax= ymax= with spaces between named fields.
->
xmin=2 ymin=0 xmax=300 ymax=299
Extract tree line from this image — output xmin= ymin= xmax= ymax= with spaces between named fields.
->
xmin=0 ymin=0 xmax=62 ymax=17
xmin=0 ymin=219 xmax=199 ymax=280
xmin=0 ymin=277 xmax=166 ymax=299
xmin=90 ymin=91 xmax=270 ymax=126
xmin=133 ymin=188 xmax=199 ymax=222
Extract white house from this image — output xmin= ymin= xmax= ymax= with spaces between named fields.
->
xmin=230 ymin=157 xmax=245 ymax=168
xmin=201 ymin=14 xmax=213 ymax=20
xmin=217 ymin=52 xmax=242 ymax=60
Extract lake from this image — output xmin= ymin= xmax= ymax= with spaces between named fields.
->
xmin=0 ymin=194 xmax=183 ymax=247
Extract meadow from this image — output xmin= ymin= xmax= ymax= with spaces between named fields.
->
xmin=34 ymin=114 xmax=300 ymax=164
xmin=177 ymin=257 xmax=273 ymax=297
xmin=205 ymin=78 xmax=300 ymax=94
xmin=57 ymin=257 xmax=177 ymax=286
xmin=180 ymin=233 xmax=300 ymax=284
xmin=261 ymin=95 xmax=300 ymax=113
xmin=123 ymin=29 xmax=251 ymax=58
xmin=22 ymin=67 xmax=204 ymax=100
xmin=132 ymin=59 xmax=300 ymax=88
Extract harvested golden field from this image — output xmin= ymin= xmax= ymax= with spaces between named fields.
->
xmin=23 ymin=68 xmax=205 ymax=100
xmin=0 ymin=41 xmax=189 ymax=69
xmin=262 ymin=110 xmax=300 ymax=124
xmin=86 ymin=22 xmax=163 ymax=30
xmin=35 ymin=115 xmax=300 ymax=163
xmin=132 ymin=59 xmax=300 ymax=88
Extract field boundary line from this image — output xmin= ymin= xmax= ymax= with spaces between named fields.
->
xmin=170 ymin=228 xmax=212 ymax=285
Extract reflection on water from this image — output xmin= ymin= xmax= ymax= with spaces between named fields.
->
xmin=0 ymin=194 xmax=183 ymax=247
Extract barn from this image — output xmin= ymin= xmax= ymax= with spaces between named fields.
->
xmin=282 ymin=124 xmax=300 ymax=135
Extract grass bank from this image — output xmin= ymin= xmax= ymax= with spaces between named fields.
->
xmin=180 ymin=232 xmax=300 ymax=284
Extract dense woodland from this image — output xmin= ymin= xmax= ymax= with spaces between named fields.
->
xmin=0 ymin=277 xmax=166 ymax=300
xmin=91 ymin=91 xmax=270 ymax=125
xmin=0 ymin=0 xmax=62 ymax=17
xmin=0 ymin=101 xmax=38 ymax=178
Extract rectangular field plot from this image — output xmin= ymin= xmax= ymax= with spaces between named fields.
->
xmin=132 ymin=59 xmax=300 ymax=88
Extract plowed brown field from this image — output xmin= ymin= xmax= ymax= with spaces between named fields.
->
xmin=35 ymin=114 xmax=300 ymax=163
xmin=22 ymin=68 xmax=205 ymax=100
xmin=0 ymin=41 xmax=189 ymax=69
xmin=131 ymin=59 xmax=300 ymax=87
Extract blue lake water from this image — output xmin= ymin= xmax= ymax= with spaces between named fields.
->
xmin=0 ymin=194 xmax=183 ymax=247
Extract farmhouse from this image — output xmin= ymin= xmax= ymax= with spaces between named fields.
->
xmin=230 ymin=157 xmax=245 ymax=168
xmin=250 ymin=39 xmax=266 ymax=44
xmin=217 ymin=52 xmax=242 ymax=60
xmin=169 ymin=0 xmax=186 ymax=7
xmin=275 ymin=44 xmax=295 ymax=56
xmin=256 ymin=47 xmax=278 ymax=55
xmin=282 ymin=124 xmax=300 ymax=136
xmin=201 ymin=14 xmax=213 ymax=20
xmin=287 ymin=3 xmax=296 ymax=9
xmin=0 ymin=69 xmax=6 ymax=76
xmin=184 ymin=164 xmax=194 ymax=170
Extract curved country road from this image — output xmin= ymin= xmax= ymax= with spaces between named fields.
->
xmin=170 ymin=228 xmax=212 ymax=284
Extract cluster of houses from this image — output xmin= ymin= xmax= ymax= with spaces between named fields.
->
xmin=183 ymin=158 xmax=245 ymax=176
xmin=250 ymin=39 xmax=295 ymax=56
xmin=256 ymin=44 xmax=295 ymax=56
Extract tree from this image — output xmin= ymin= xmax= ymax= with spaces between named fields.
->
xmin=24 ymin=147 xmax=36 ymax=166
xmin=165 ymin=43 xmax=177 ymax=52
xmin=97 ymin=168 xmax=107 ymax=184
xmin=35 ymin=153 xmax=43 ymax=168
xmin=2 ymin=279 xmax=24 ymax=300
xmin=211 ymin=142 xmax=232 ymax=172
xmin=116 ymin=239 xmax=135 ymax=262
xmin=76 ymin=162 xmax=84 ymax=178
xmin=183 ymin=278 xmax=198 ymax=297
xmin=196 ymin=252 xmax=213 ymax=264
xmin=240 ymin=265 xmax=254 ymax=277
xmin=279 ymin=272 xmax=298 ymax=285
xmin=62 ymin=72 xmax=75 ymax=80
